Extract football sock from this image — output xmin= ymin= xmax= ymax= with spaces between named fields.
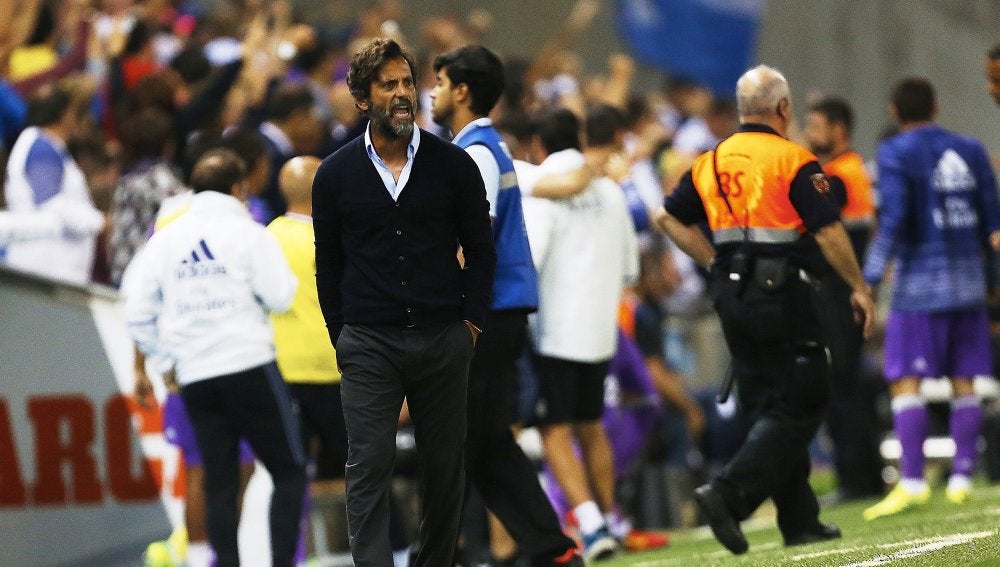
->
xmin=574 ymin=501 xmax=605 ymax=535
xmin=950 ymin=395 xmax=982 ymax=479
xmin=186 ymin=542 xmax=211 ymax=567
xmin=892 ymin=394 xmax=927 ymax=482
xmin=604 ymin=508 xmax=631 ymax=540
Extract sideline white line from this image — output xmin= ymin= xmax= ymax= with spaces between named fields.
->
xmin=840 ymin=530 xmax=996 ymax=567
xmin=792 ymin=545 xmax=868 ymax=560
xmin=637 ymin=530 xmax=996 ymax=567
xmin=791 ymin=530 xmax=999 ymax=561
xmin=647 ymin=509 xmax=1000 ymax=566
xmin=793 ymin=525 xmax=1000 ymax=560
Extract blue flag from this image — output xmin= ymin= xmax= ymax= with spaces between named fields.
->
xmin=616 ymin=0 xmax=763 ymax=96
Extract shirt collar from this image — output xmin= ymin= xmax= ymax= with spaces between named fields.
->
xmin=283 ymin=212 xmax=312 ymax=223
xmin=188 ymin=191 xmax=251 ymax=216
xmin=739 ymin=123 xmax=781 ymax=136
xmin=365 ymin=123 xmax=421 ymax=162
xmin=451 ymin=117 xmax=493 ymax=146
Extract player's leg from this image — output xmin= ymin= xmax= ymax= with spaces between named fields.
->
xmin=945 ymin=307 xmax=991 ymax=503
xmin=180 ymin=380 xmax=242 ymax=567
xmin=535 ymin=355 xmax=616 ymax=562
xmin=467 ymin=312 xmax=577 ymax=564
xmin=863 ymin=311 xmax=939 ymax=520
xmin=232 ymin=364 xmax=307 ymax=567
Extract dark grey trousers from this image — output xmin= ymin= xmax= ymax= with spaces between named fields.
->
xmin=336 ymin=322 xmax=474 ymax=567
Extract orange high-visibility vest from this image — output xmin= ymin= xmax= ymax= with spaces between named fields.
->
xmin=823 ymin=150 xmax=875 ymax=229
xmin=691 ymin=131 xmax=817 ymax=245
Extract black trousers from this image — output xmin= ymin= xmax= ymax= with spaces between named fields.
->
xmin=819 ymin=273 xmax=884 ymax=499
xmin=181 ymin=363 xmax=307 ymax=567
xmin=337 ymin=322 xmax=474 ymax=567
xmin=465 ymin=311 xmax=575 ymax=562
xmin=708 ymin=267 xmax=831 ymax=538
xmin=287 ymin=382 xmax=349 ymax=480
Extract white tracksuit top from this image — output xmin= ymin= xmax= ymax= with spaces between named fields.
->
xmin=518 ymin=151 xmax=640 ymax=363
xmin=121 ymin=191 xmax=298 ymax=385
xmin=3 ymin=127 xmax=104 ymax=285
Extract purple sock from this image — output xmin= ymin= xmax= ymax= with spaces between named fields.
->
xmin=892 ymin=395 xmax=927 ymax=481
xmin=950 ymin=396 xmax=982 ymax=478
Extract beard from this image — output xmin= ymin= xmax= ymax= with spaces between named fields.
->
xmin=430 ymin=101 xmax=452 ymax=128
xmin=371 ymin=97 xmax=415 ymax=139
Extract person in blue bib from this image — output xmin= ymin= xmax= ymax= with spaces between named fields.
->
xmin=430 ymin=45 xmax=582 ymax=567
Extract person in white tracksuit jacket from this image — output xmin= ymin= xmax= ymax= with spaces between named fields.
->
xmin=522 ymin=107 xmax=640 ymax=562
xmin=121 ymin=149 xmax=305 ymax=567
xmin=3 ymin=83 xmax=104 ymax=285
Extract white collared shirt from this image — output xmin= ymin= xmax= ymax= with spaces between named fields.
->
xmin=452 ymin=117 xmax=500 ymax=218
xmin=365 ymin=124 xmax=421 ymax=201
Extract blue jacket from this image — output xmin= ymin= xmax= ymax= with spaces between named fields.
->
xmin=454 ymin=123 xmax=539 ymax=312
xmin=863 ymin=124 xmax=1000 ymax=311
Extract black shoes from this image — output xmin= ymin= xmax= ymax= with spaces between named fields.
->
xmin=694 ymin=484 xmax=749 ymax=555
xmin=784 ymin=522 xmax=842 ymax=547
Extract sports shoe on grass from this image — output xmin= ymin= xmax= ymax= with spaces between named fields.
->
xmin=945 ymin=485 xmax=971 ymax=505
xmin=784 ymin=522 xmax=841 ymax=546
xmin=581 ymin=527 xmax=619 ymax=563
xmin=863 ymin=483 xmax=930 ymax=521
xmin=143 ymin=526 xmax=186 ymax=567
xmin=693 ymin=484 xmax=748 ymax=555
xmin=621 ymin=528 xmax=670 ymax=552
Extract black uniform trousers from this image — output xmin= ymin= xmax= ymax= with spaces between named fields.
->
xmin=819 ymin=272 xmax=884 ymax=499
xmin=465 ymin=310 xmax=576 ymax=563
xmin=708 ymin=260 xmax=832 ymax=539
xmin=181 ymin=363 xmax=307 ymax=567
xmin=336 ymin=322 xmax=474 ymax=567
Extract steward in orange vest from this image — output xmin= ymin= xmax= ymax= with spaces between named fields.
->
xmin=654 ymin=65 xmax=874 ymax=557
xmin=806 ymin=97 xmax=876 ymax=261
xmin=805 ymin=97 xmax=885 ymax=503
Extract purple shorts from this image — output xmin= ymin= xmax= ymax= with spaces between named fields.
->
xmin=162 ymin=392 xmax=255 ymax=467
xmin=883 ymin=307 xmax=991 ymax=380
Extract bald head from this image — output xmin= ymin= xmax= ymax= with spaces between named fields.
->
xmin=190 ymin=149 xmax=247 ymax=195
xmin=733 ymin=65 xmax=793 ymax=136
xmin=736 ymin=65 xmax=791 ymax=118
xmin=279 ymin=156 xmax=322 ymax=214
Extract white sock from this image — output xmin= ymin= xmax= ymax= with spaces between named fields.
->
xmin=948 ymin=474 xmax=972 ymax=492
xmin=900 ymin=478 xmax=928 ymax=494
xmin=574 ymin=501 xmax=605 ymax=535
xmin=604 ymin=510 xmax=631 ymax=539
xmin=185 ymin=542 xmax=211 ymax=567
xmin=890 ymin=393 xmax=925 ymax=413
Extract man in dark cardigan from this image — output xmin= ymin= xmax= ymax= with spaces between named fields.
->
xmin=312 ymin=38 xmax=496 ymax=567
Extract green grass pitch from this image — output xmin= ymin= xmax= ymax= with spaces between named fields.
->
xmin=602 ymin=482 xmax=1000 ymax=566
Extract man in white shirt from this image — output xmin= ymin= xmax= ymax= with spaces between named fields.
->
xmin=3 ymin=81 xmax=104 ymax=285
xmin=524 ymin=107 xmax=639 ymax=562
xmin=122 ymin=149 xmax=305 ymax=567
